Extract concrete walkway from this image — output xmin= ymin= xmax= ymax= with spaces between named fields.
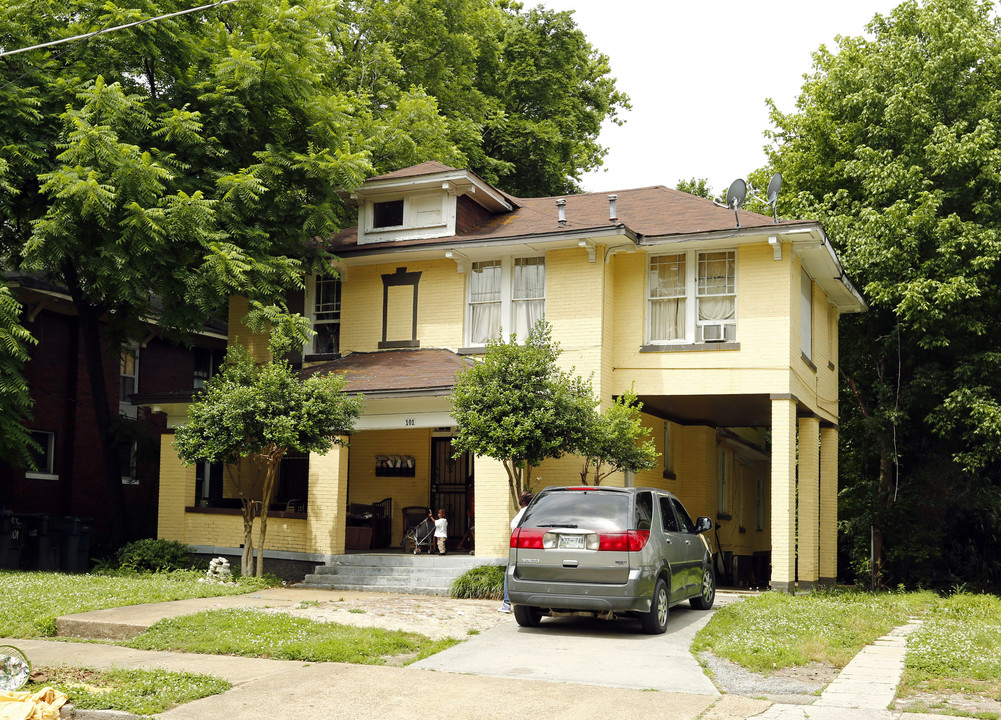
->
xmin=2 ymin=593 xmax=961 ymax=720
xmin=753 ymin=617 xmax=930 ymax=720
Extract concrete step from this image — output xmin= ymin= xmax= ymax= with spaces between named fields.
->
xmin=297 ymin=553 xmax=501 ymax=597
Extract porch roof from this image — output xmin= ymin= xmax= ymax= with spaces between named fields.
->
xmin=299 ymin=349 xmax=472 ymax=396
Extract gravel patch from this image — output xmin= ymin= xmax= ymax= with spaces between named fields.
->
xmin=697 ymin=651 xmax=839 ymax=704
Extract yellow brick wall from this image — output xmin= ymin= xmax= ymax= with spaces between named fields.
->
xmin=306 ymin=442 xmax=349 ymax=555
xmin=545 ymin=246 xmax=605 ymax=391
xmin=340 ymin=261 xmax=465 ymax=353
xmin=347 ymin=428 xmax=433 ymax=545
xmin=798 ymin=416 xmax=821 ymax=584
xmin=157 ymin=433 xmax=192 ymax=542
xmin=771 ymin=398 xmax=798 ymax=589
xmin=474 ymin=455 xmax=515 ymax=558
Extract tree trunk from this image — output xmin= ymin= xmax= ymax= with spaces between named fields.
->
xmin=63 ymin=260 xmax=128 ymax=548
xmin=254 ymin=447 xmax=284 ymax=577
xmin=240 ymin=499 xmax=255 ymax=577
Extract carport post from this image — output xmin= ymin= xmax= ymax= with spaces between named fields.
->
xmin=770 ymin=396 xmax=797 ymax=593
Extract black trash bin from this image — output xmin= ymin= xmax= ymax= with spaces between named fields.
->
xmin=0 ymin=513 xmax=24 ymax=569
xmin=20 ymin=514 xmax=63 ymax=571
xmin=61 ymin=516 xmax=93 ymax=572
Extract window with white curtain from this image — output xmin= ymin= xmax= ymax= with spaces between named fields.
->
xmin=467 ymin=256 xmax=545 ymax=345
xmin=647 ymin=250 xmax=736 ymax=344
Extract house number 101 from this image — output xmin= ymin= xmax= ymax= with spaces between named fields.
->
xmin=405 ymin=418 xmax=415 ymax=426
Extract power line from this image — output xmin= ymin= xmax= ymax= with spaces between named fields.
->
xmin=0 ymin=0 xmax=246 ymax=59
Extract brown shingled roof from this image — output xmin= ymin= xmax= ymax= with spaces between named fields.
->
xmin=368 ymin=161 xmax=459 ymax=182
xmin=328 ymin=184 xmax=790 ymax=254
xmin=299 ymin=349 xmax=471 ymax=394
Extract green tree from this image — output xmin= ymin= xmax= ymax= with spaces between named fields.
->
xmin=450 ymin=321 xmax=594 ymax=509
xmin=173 ymin=331 xmax=363 ymax=577
xmin=0 ymin=0 xmax=372 ymax=545
xmin=676 ymin=178 xmax=714 ymax=199
xmin=0 ymin=284 xmax=37 ymax=468
xmin=329 ymin=0 xmax=629 ymax=195
xmin=574 ymin=388 xmax=658 ymax=486
xmin=761 ymin=0 xmax=1001 ymax=587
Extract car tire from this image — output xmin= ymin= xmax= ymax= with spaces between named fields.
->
xmin=640 ymin=577 xmax=669 ymax=634
xmin=513 ymin=605 xmax=542 ymax=628
xmin=690 ymin=563 xmax=716 ymax=610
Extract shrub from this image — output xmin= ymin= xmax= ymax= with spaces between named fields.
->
xmin=111 ymin=539 xmax=194 ymax=574
xmin=451 ymin=565 xmax=504 ymax=599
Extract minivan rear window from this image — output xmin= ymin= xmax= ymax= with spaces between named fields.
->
xmin=520 ymin=490 xmax=630 ymax=532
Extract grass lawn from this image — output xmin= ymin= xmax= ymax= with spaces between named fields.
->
xmin=692 ymin=589 xmax=937 ymax=670
xmin=24 ymin=666 xmax=231 ymax=716
xmin=0 ymin=570 xmax=269 ymax=637
xmin=124 ymin=607 xmax=459 ymax=664
xmin=899 ymin=593 xmax=1001 ymax=716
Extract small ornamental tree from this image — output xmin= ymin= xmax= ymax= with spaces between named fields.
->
xmin=574 ymin=388 xmax=658 ymax=486
xmin=173 ymin=328 xmax=363 ymax=576
xmin=450 ymin=321 xmax=594 ymax=509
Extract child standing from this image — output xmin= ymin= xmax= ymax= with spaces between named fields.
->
xmin=428 ymin=508 xmax=448 ymax=555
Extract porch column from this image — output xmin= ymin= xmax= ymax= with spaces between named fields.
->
xmin=770 ymin=397 xmax=797 ymax=592
xmin=306 ymin=439 xmax=349 ymax=556
xmin=473 ymin=454 xmax=513 ymax=559
xmin=798 ymin=416 xmax=820 ymax=589
xmin=819 ymin=425 xmax=839 ymax=586
xmin=157 ymin=431 xmax=193 ymax=543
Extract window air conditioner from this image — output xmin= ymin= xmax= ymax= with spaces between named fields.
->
xmin=702 ymin=323 xmax=727 ymax=342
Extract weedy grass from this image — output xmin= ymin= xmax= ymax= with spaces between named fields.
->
xmin=900 ymin=593 xmax=1001 ymax=707
xmin=692 ymin=589 xmax=937 ymax=671
xmin=27 ymin=666 xmax=230 ymax=715
xmin=124 ymin=608 xmax=458 ymax=664
xmin=0 ymin=570 xmax=270 ymax=637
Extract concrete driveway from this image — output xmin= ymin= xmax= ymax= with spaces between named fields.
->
xmin=412 ymin=597 xmax=732 ymax=694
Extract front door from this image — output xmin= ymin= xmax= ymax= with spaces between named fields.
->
xmin=430 ymin=438 xmax=472 ymax=542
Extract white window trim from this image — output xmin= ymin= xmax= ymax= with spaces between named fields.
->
xmin=25 ymin=430 xmax=58 ymax=480
xmin=465 ymin=255 xmax=546 ymax=347
xmin=304 ymin=274 xmax=341 ymax=356
xmin=120 ymin=345 xmax=139 ymax=419
xmin=367 ymin=192 xmax=446 ymax=234
xmin=646 ymin=249 xmax=737 ymax=345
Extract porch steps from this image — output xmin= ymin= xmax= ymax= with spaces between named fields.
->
xmin=297 ymin=553 xmax=503 ymax=596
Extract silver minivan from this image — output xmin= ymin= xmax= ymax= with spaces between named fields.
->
xmin=507 ymin=486 xmax=715 ymax=633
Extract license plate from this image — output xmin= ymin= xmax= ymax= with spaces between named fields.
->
xmin=558 ymin=534 xmax=585 ymax=549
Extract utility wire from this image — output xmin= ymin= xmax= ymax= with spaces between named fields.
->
xmin=0 ymin=0 xmax=245 ymax=59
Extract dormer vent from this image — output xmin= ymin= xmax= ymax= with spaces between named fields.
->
xmin=608 ymin=194 xmax=618 ymax=222
xmin=556 ymin=199 xmax=567 ymax=227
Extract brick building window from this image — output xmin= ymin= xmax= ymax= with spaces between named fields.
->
xmin=26 ymin=430 xmax=56 ymax=479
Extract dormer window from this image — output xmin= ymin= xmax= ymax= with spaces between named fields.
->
xmin=373 ymin=200 xmax=404 ymax=228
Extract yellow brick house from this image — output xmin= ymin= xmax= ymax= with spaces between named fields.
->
xmin=156 ymin=161 xmax=865 ymax=591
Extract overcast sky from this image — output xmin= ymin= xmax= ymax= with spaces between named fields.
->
xmin=538 ymin=0 xmax=906 ymax=195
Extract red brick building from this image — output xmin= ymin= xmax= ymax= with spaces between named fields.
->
xmin=1 ymin=274 xmax=226 ymax=567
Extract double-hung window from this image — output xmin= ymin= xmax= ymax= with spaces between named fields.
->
xmin=647 ymin=250 xmax=736 ymax=344
xmin=308 ymin=275 xmax=341 ymax=356
xmin=468 ymin=256 xmax=545 ymax=345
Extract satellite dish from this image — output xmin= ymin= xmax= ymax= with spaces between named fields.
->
xmin=726 ymin=179 xmax=747 ymax=227
xmin=766 ymin=172 xmax=783 ymax=223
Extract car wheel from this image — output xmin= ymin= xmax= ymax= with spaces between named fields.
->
xmin=690 ymin=563 xmax=716 ymax=610
xmin=513 ymin=605 xmax=542 ymax=628
xmin=640 ymin=577 xmax=669 ymax=634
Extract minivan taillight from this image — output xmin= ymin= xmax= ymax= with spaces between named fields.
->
xmin=597 ymin=530 xmax=649 ymax=552
xmin=510 ymin=528 xmax=545 ymax=549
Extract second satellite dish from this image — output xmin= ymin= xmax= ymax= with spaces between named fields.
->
xmin=767 ymin=172 xmax=783 ymax=223
xmin=727 ymin=178 xmax=747 ymax=227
